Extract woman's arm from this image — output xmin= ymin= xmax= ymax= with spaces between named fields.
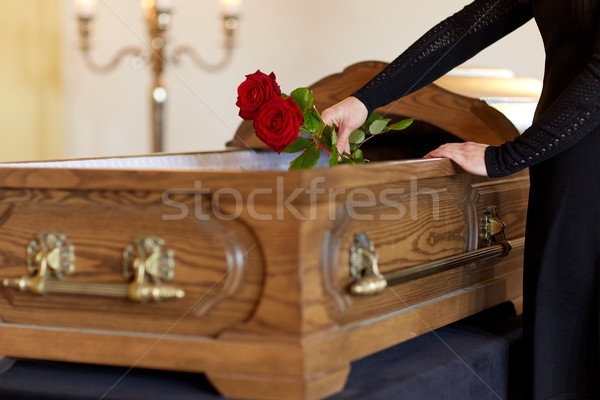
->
xmin=354 ymin=0 xmax=533 ymax=114
xmin=485 ymin=28 xmax=600 ymax=177
xmin=322 ymin=0 xmax=533 ymax=157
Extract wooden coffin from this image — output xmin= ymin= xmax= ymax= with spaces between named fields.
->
xmin=0 ymin=153 xmax=528 ymax=400
xmin=0 ymin=63 xmax=533 ymax=400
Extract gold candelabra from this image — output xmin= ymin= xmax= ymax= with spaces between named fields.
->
xmin=75 ymin=0 xmax=241 ymax=152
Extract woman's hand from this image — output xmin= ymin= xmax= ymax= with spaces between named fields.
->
xmin=424 ymin=142 xmax=489 ymax=176
xmin=320 ymin=97 xmax=368 ymax=156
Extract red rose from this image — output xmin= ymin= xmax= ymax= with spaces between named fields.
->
xmin=236 ymin=70 xmax=281 ymax=120
xmin=253 ymin=97 xmax=303 ymax=153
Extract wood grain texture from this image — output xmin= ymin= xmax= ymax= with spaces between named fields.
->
xmin=0 ymin=188 xmax=264 ymax=337
xmin=318 ymin=170 xmax=528 ymax=326
xmin=0 ymin=156 xmax=528 ymax=400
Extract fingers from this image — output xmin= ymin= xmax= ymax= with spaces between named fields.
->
xmin=320 ymin=105 xmax=348 ymax=154
xmin=320 ymin=108 xmax=338 ymax=128
xmin=424 ymin=144 xmax=453 ymax=159
xmin=422 ymin=142 xmax=489 ymax=176
xmin=320 ymin=97 xmax=368 ymax=158
xmin=424 ymin=143 xmax=459 ymax=159
xmin=335 ymin=125 xmax=352 ymax=156
xmin=423 ymin=150 xmax=440 ymax=159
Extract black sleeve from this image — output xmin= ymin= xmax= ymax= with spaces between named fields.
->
xmin=485 ymin=30 xmax=600 ymax=177
xmin=352 ymin=0 xmax=533 ymax=114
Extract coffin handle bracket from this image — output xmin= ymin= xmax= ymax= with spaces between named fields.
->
xmin=483 ymin=206 xmax=511 ymax=255
xmin=349 ymin=209 xmax=522 ymax=296
xmin=3 ymin=233 xmax=184 ymax=302
xmin=348 ymin=233 xmax=387 ymax=296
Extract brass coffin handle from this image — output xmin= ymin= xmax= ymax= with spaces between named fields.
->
xmin=3 ymin=233 xmax=184 ymax=302
xmin=348 ymin=232 xmax=387 ymax=295
xmin=349 ymin=208 xmax=523 ymax=296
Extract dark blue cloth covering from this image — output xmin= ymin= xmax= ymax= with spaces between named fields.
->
xmin=330 ymin=303 xmax=524 ymax=400
xmin=0 ymin=303 xmax=523 ymax=400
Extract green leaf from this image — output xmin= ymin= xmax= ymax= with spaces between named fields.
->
xmin=321 ymin=126 xmax=332 ymax=148
xmin=283 ymin=137 xmax=312 ymax=153
xmin=362 ymin=113 xmax=382 ymax=130
xmin=321 ymin=125 xmax=337 ymax=148
xmin=291 ymin=87 xmax=313 ymax=113
xmin=369 ymin=118 xmax=392 ymax=135
xmin=389 ymin=118 xmax=415 ymax=131
xmin=311 ymin=107 xmax=323 ymax=124
xmin=303 ymin=111 xmax=321 ymax=133
xmin=352 ymin=149 xmax=364 ymax=163
xmin=348 ymin=129 xmax=365 ymax=145
xmin=289 ymin=145 xmax=321 ymax=170
xmin=328 ymin=148 xmax=339 ymax=167
xmin=330 ymin=127 xmax=338 ymax=146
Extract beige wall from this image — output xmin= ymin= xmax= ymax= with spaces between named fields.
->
xmin=61 ymin=0 xmax=544 ymax=158
xmin=0 ymin=1 xmax=64 ymax=161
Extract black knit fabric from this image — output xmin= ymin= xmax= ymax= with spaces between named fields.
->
xmin=352 ymin=1 xmax=600 ymax=399
xmin=484 ymin=30 xmax=600 ymax=177
xmin=353 ymin=0 xmax=533 ymax=116
xmin=353 ymin=0 xmax=600 ymax=178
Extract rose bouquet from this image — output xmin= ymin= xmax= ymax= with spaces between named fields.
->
xmin=236 ymin=70 xmax=414 ymax=169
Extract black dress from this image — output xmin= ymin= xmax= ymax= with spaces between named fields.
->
xmin=352 ymin=1 xmax=600 ymax=399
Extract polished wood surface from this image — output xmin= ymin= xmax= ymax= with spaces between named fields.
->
xmin=0 ymin=59 xmax=531 ymax=400
xmin=0 ymin=188 xmax=264 ymax=336
xmin=0 ymin=156 xmax=528 ymax=400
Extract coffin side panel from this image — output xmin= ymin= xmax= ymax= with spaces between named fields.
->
xmin=321 ymin=173 xmax=528 ymax=326
xmin=0 ymin=189 xmax=264 ymax=337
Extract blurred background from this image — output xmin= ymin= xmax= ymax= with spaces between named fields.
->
xmin=0 ymin=0 xmax=543 ymax=162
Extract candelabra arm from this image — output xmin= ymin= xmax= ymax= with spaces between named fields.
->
xmin=76 ymin=10 xmax=240 ymax=153
xmin=80 ymin=47 xmax=149 ymax=74
xmin=171 ymin=44 xmax=234 ymax=73
xmin=170 ymin=15 xmax=238 ymax=72
xmin=77 ymin=16 xmax=149 ymax=74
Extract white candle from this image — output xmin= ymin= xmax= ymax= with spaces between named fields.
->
xmin=75 ymin=0 xmax=97 ymax=18
xmin=155 ymin=0 xmax=172 ymax=11
xmin=141 ymin=0 xmax=171 ymax=12
xmin=219 ymin=0 xmax=242 ymax=17
xmin=141 ymin=0 xmax=155 ymax=10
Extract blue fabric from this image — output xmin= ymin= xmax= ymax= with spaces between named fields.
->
xmin=330 ymin=324 xmax=515 ymax=400
xmin=0 ymin=303 xmax=523 ymax=400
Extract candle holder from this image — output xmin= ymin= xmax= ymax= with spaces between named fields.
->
xmin=77 ymin=3 xmax=239 ymax=152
